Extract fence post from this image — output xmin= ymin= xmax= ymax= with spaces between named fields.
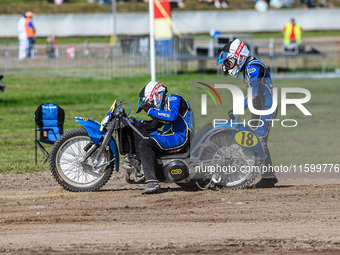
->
xmin=130 ymin=45 xmax=135 ymax=77
xmin=5 ymin=50 xmax=10 ymax=75
xmin=55 ymin=50 xmax=58 ymax=76
xmin=173 ymin=38 xmax=177 ymax=75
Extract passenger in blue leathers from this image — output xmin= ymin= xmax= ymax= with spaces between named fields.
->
xmin=135 ymin=81 xmax=194 ymax=194
xmin=216 ymin=38 xmax=278 ymax=188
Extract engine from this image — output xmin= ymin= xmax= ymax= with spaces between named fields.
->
xmin=162 ymin=159 xmax=189 ymax=182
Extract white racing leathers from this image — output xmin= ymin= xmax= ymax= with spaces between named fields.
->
xmin=17 ymin=16 xmax=28 ymax=60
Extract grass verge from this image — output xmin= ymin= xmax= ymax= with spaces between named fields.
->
xmin=0 ymin=73 xmax=339 ymax=173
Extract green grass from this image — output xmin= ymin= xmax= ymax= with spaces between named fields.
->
xmin=0 ymin=74 xmax=339 ymax=173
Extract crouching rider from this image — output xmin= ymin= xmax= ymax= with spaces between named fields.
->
xmin=135 ymin=81 xmax=194 ymax=194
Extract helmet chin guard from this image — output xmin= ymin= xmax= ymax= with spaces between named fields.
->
xmin=136 ymin=81 xmax=167 ymax=113
xmin=216 ymin=39 xmax=250 ymax=78
xmin=228 ymin=54 xmax=248 ymax=78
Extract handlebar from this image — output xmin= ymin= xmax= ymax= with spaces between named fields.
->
xmin=122 ymin=116 xmax=147 ymax=139
xmin=115 ymin=102 xmax=132 ymax=117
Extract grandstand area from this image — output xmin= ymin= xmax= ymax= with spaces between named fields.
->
xmin=1 ymin=0 xmax=339 ymax=14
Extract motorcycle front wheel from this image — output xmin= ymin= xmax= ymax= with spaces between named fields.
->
xmin=49 ymin=129 xmax=114 ymax=192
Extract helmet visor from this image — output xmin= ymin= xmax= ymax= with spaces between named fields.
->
xmin=136 ymin=96 xmax=145 ymax=113
xmin=215 ymin=51 xmax=229 ymax=66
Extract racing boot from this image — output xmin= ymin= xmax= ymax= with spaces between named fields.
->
xmin=141 ymin=181 xmax=161 ymax=195
xmin=254 ymin=177 xmax=278 ymax=188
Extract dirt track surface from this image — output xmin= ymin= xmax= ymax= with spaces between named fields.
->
xmin=1 ymin=171 xmax=340 ymax=255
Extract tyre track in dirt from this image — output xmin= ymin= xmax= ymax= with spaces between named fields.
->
xmin=1 ymin=171 xmax=340 ymax=254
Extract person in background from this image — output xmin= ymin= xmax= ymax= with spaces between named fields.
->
xmin=255 ymin=0 xmax=268 ymax=12
xmin=17 ymin=12 xmax=28 ymax=60
xmin=214 ymin=0 xmax=228 ymax=9
xmin=305 ymin=0 xmax=316 ymax=8
xmin=46 ymin=36 xmax=58 ymax=58
xmin=25 ymin=11 xmax=36 ymax=59
xmin=282 ymin=18 xmax=303 ymax=52
xmin=198 ymin=0 xmax=228 ymax=9
xmin=215 ymin=39 xmax=278 ymax=188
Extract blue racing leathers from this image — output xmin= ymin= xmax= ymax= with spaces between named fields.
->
xmin=146 ymin=94 xmax=194 ymax=151
xmin=242 ymin=57 xmax=277 ymax=178
xmin=243 ymin=57 xmax=277 ymax=138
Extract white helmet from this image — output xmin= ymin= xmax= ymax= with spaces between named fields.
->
xmin=136 ymin=81 xmax=167 ymax=113
xmin=215 ymin=39 xmax=250 ymax=78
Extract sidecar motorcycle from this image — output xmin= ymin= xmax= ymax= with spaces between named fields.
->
xmin=49 ymin=100 xmax=266 ymax=192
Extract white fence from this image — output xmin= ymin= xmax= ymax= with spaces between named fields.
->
xmin=0 ymin=43 xmax=111 ymax=78
xmin=0 ymin=37 xmax=337 ymax=78
xmin=0 ymin=37 xmax=192 ymax=78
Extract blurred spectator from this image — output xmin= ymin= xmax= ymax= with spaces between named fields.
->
xmin=25 ymin=11 xmax=36 ymax=59
xmin=170 ymin=0 xmax=185 ymax=8
xmin=305 ymin=0 xmax=316 ymax=8
xmin=318 ymin=0 xmax=334 ymax=7
xmin=198 ymin=0 xmax=212 ymax=5
xmin=46 ymin=36 xmax=58 ymax=58
xmin=282 ymin=18 xmax=303 ymax=45
xmin=17 ymin=12 xmax=28 ymax=60
xmin=198 ymin=0 xmax=228 ymax=9
xmin=47 ymin=0 xmax=69 ymax=2
xmin=98 ymin=0 xmax=111 ymax=3
xmin=214 ymin=0 xmax=228 ymax=8
xmin=282 ymin=18 xmax=304 ymax=53
xmin=255 ymin=0 xmax=268 ymax=12
xmin=270 ymin=0 xmax=282 ymax=8
xmin=281 ymin=0 xmax=291 ymax=7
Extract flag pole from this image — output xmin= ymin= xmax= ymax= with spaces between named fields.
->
xmin=149 ymin=0 xmax=156 ymax=81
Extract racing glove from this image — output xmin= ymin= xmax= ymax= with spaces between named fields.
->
xmin=140 ymin=101 xmax=154 ymax=113
xmin=222 ymin=62 xmax=228 ymax=75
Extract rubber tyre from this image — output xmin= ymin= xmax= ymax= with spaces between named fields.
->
xmin=49 ymin=128 xmax=114 ymax=192
xmin=198 ymin=131 xmax=258 ymax=190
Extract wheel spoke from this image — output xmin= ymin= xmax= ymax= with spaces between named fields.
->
xmin=198 ymin=132 xmax=258 ymax=189
xmin=57 ymin=136 xmax=108 ymax=185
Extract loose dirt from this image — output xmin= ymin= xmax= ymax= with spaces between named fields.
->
xmin=1 ymin=171 xmax=340 ymax=254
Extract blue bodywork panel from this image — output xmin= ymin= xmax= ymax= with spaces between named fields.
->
xmin=74 ymin=117 xmax=119 ymax=171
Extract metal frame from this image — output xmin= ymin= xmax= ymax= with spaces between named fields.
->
xmin=34 ymin=124 xmax=59 ymax=165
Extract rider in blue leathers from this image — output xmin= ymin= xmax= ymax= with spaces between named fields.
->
xmin=135 ymin=81 xmax=194 ymax=194
xmin=243 ymin=58 xmax=276 ymax=138
xmin=216 ymin=38 xmax=278 ymax=188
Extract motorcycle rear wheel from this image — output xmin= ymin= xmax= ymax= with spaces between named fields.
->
xmin=49 ymin=129 xmax=114 ymax=192
xmin=198 ymin=131 xmax=259 ymax=190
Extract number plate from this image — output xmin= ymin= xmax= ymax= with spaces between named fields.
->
xmin=234 ymin=131 xmax=258 ymax=147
